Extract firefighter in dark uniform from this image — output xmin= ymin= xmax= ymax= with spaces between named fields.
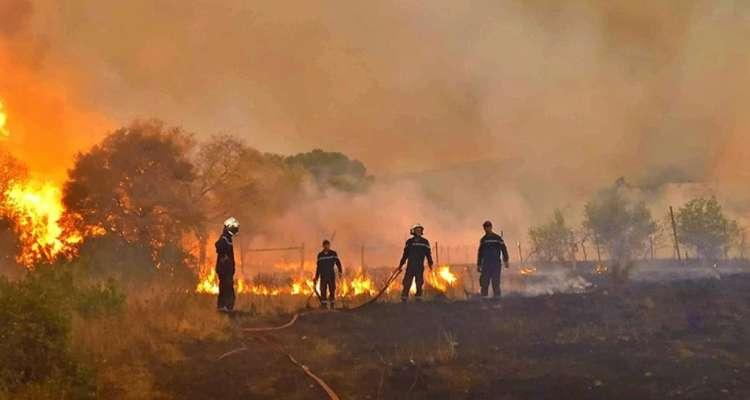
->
xmin=398 ymin=223 xmax=434 ymax=301
xmin=314 ymin=240 xmax=343 ymax=309
xmin=215 ymin=217 xmax=239 ymax=312
xmin=477 ymin=220 xmax=509 ymax=299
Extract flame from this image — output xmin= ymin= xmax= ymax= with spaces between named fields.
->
xmin=424 ymin=265 xmax=458 ymax=292
xmin=340 ymin=272 xmax=378 ymax=296
xmin=519 ymin=266 xmax=538 ymax=275
xmin=0 ymin=100 xmax=9 ymax=138
xmin=196 ymin=266 xmax=378 ymax=298
xmin=196 ymin=264 xmax=459 ymax=298
xmin=1 ymin=179 xmax=81 ymax=266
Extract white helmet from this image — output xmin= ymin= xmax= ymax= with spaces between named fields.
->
xmin=223 ymin=217 xmax=240 ymax=235
xmin=410 ymin=223 xmax=424 ymax=235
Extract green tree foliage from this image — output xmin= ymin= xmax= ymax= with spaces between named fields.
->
xmin=528 ymin=210 xmax=573 ymax=262
xmin=0 ymin=267 xmax=124 ymax=398
xmin=676 ymin=197 xmax=740 ymax=261
xmin=584 ymin=184 xmax=656 ymax=282
xmin=286 ymin=149 xmax=373 ymax=193
xmin=63 ymin=120 xmax=198 ymax=279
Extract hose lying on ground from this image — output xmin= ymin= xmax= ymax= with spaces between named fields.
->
xmin=222 ymin=266 xmax=403 ymax=399
xmin=240 ymin=266 xmax=402 ymax=333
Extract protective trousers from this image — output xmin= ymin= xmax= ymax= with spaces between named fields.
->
xmin=217 ymin=270 xmax=235 ymax=310
xmin=319 ymin=274 xmax=336 ymax=305
xmin=479 ymin=265 xmax=501 ymax=298
xmin=401 ymin=266 xmax=424 ymax=300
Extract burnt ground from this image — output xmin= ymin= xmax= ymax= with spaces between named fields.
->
xmin=159 ymin=274 xmax=750 ymax=399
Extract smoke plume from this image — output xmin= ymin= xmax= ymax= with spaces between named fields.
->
xmin=3 ymin=0 xmax=750 ymax=262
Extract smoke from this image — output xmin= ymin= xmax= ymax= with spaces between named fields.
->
xmin=0 ymin=0 xmax=111 ymax=182
xmin=3 ymin=0 xmax=750 ymax=256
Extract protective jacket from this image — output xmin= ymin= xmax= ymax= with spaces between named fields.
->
xmin=315 ymin=250 xmax=342 ymax=280
xmin=477 ymin=232 xmax=509 ymax=269
xmin=215 ymin=230 xmax=235 ymax=274
xmin=399 ymin=236 xmax=434 ymax=270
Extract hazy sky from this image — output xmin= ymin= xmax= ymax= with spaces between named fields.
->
xmin=1 ymin=0 xmax=749 ymax=239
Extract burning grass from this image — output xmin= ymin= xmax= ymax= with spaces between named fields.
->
xmin=195 ymin=264 xmax=460 ymax=302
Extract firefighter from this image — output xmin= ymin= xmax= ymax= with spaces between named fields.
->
xmin=398 ymin=223 xmax=434 ymax=301
xmin=477 ymin=220 xmax=509 ymax=299
xmin=216 ymin=217 xmax=239 ymax=312
xmin=314 ymin=240 xmax=343 ymax=309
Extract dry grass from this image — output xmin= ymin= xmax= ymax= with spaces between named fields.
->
xmin=71 ymin=291 xmax=231 ymax=399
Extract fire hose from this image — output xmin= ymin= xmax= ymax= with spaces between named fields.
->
xmin=220 ymin=266 xmax=403 ymax=399
xmin=241 ymin=266 xmax=403 ymax=332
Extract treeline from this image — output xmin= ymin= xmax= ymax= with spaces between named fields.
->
xmin=528 ymin=178 xmax=743 ymax=281
xmin=1 ymin=120 xmax=373 ymax=284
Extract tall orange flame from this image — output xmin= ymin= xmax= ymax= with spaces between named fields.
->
xmin=0 ymin=100 xmax=9 ymax=138
xmin=2 ymin=179 xmax=81 ymax=266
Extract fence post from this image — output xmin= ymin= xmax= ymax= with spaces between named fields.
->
xmin=435 ymin=242 xmax=440 ymax=266
xmin=516 ymin=242 xmax=523 ymax=265
xmin=669 ymin=206 xmax=682 ymax=263
xmin=300 ymin=243 xmax=305 ymax=271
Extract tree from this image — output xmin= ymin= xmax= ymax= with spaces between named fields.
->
xmin=190 ymin=134 xmax=306 ymax=268
xmin=528 ymin=209 xmax=574 ymax=263
xmin=286 ymin=149 xmax=373 ymax=193
xmin=0 ymin=149 xmax=27 ymax=194
xmin=583 ymin=184 xmax=656 ymax=282
xmin=676 ymin=197 xmax=740 ymax=262
xmin=63 ymin=120 xmax=199 ymax=280
xmin=0 ymin=151 xmax=26 ymax=270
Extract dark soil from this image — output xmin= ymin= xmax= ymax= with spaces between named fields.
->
xmin=159 ymin=274 xmax=750 ymax=399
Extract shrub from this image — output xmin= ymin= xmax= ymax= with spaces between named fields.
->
xmin=0 ymin=274 xmax=95 ymax=398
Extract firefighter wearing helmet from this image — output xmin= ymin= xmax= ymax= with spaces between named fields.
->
xmin=398 ymin=223 xmax=434 ymax=301
xmin=477 ymin=220 xmax=509 ymax=299
xmin=216 ymin=217 xmax=240 ymax=312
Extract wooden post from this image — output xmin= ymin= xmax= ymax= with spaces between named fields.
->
xmin=435 ymin=241 xmax=440 ymax=266
xmin=570 ymin=240 xmax=578 ymax=270
xmin=649 ymin=235 xmax=655 ymax=260
xmin=740 ymin=230 xmax=746 ymax=260
xmin=516 ymin=242 xmax=523 ymax=265
xmin=300 ymin=242 xmax=305 ymax=271
xmin=669 ymin=206 xmax=682 ymax=262
xmin=238 ymin=234 xmax=246 ymax=276
xmin=581 ymin=239 xmax=588 ymax=262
